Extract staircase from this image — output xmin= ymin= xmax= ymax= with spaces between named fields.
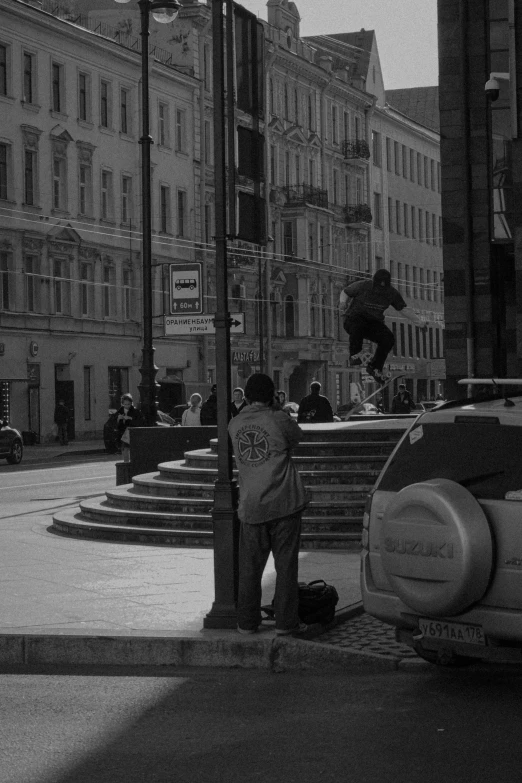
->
xmin=52 ymin=426 xmax=404 ymax=550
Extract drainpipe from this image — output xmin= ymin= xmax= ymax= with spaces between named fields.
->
xmin=199 ymin=17 xmax=212 ymax=384
xmin=460 ymin=0 xmax=475 ymax=392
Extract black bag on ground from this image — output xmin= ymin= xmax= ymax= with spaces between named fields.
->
xmin=261 ymin=580 xmax=339 ymax=626
xmin=297 ymin=580 xmax=339 ymax=625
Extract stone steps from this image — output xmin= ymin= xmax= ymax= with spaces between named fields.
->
xmin=51 ymin=425 xmax=404 ymax=549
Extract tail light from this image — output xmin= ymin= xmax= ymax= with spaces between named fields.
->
xmin=361 ymin=493 xmax=372 ymax=551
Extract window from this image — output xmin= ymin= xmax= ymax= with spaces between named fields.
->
xmin=403 ymin=203 xmax=409 ymax=236
xmin=399 ymin=322 xmax=405 ymax=356
xmin=425 ymin=211 xmax=430 ymax=242
xmin=424 ymin=156 xmax=429 ymax=188
xmin=83 ymin=367 xmax=92 ymax=421
xmin=413 ymin=266 xmax=418 ymax=299
xmin=417 ymin=152 xmax=422 ymax=185
xmin=284 ymin=84 xmax=289 ymax=119
xmin=0 ymin=142 xmax=9 ymax=200
xmin=392 ymin=321 xmax=398 ymax=356
xmin=308 ymin=158 xmax=314 ymax=185
xmin=308 ymin=221 xmax=315 ymax=260
xmin=80 ymin=262 xmax=93 ymax=317
xmin=295 ymin=88 xmax=299 ymax=124
xmin=204 ymin=120 xmax=211 ymax=164
xmin=176 ymin=108 xmax=186 ymax=152
xmin=78 ymin=72 xmax=90 ymax=122
xmin=204 ymin=203 xmax=212 ymax=245
xmin=79 ymin=161 xmax=92 ymax=216
xmin=345 ymin=174 xmax=350 ymax=203
xmin=373 ymin=192 xmax=382 ymax=229
xmin=386 ymin=137 xmax=392 ymax=171
xmin=0 ymin=43 xmax=10 ymax=97
xmin=203 ymin=44 xmax=210 ymax=90
xmin=158 ymin=102 xmax=169 ymax=146
xmin=420 ymin=268 xmax=425 ymax=300
xmin=388 ymin=197 xmax=393 ymax=232
xmin=0 ymin=251 xmax=13 ymax=311
xmin=52 ymin=153 xmax=67 ymax=211
xmin=394 ymin=141 xmax=400 ymax=174
xmin=108 ymin=367 xmax=129 ymax=409
xmin=411 ymin=205 xmax=416 ymax=239
xmin=437 ymin=162 xmax=441 ymax=192
xmin=101 ymin=169 xmax=114 ymax=221
xmin=372 ymin=131 xmax=381 ymax=166
xmin=397 ymin=262 xmax=403 ymax=294
xmin=120 ymin=87 xmax=130 ymax=134
xmin=402 ymin=145 xmax=407 ymax=177
xmin=418 ymin=207 xmax=423 ymax=240
xmin=435 ymin=328 xmax=441 ymax=358
xmin=405 ymin=264 xmax=411 ymax=297
xmin=51 ymin=62 xmax=64 ymax=113
xmin=160 ymin=184 xmax=171 ymax=233
xmin=439 ymin=215 xmax=443 ymax=247
xmin=102 ymin=264 xmax=115 ymax=317
xmin=332 ymin=104 xmax=337 ymax=143
xmin=319 ymin=225 xmax=326 ymax=263
xmin=270 ymin=145 xmax=276 ymax=184
xmin=309 ymin=94 xmax=314 ymax=130
xmin=282 ymin=220 xmax=296 ymax=257
xmin=432 ymin=213 xmax=437 ymax=246
xmin=100 ymin=80 xmax=111 ymax=128
xmin=395 ymin=200 xmax=401 ymax=234
xmin=333 ymin=169 xmax=338 ymax=204
xmin=430 ymin=159 xmax=435 ymax=190
xmin=429 ymin=327 xmax=434 ymax=358
xmin=177 ymin=190 xmax=187 ymax=236
xmin=409 ymin=148 xmax=415 ymax=181
xmin=53 ymin=258 xmax=71 ymax=314
xmin=24 ymin=149 xmax=37 ymax=205
xmin=433 ymin=271 xmax=438 ymax=303
xmin=356 ymin=178 xmax=362 ymax=204
xmin=285 ymin=151 xmax=290 ymax=185
xmin=121 ymin=175 xmax=133 ymax=225
xmin=343 ymin=110 xmax=349 ymax=140
xmin=25 ymin=254 xmax=41 ymax=312
xmin=285 ymin=295 xmax=295 ymax=338
xmin=407 ymin=324 xmax=413 ymax=357
xmin=310 ymin=295 xmax=319 ymax=337
xmin=295 ymin=154 xmax=300 ymax=185
xmin=355 ymin=116 xmax=361 ymax=139
xmin=123 ymin=267 xmax=133 ymax=320
xmin=23 ymin=52 xmax=35 ymax=104
xmin=426 ymin=269 xmax=432 ymax=302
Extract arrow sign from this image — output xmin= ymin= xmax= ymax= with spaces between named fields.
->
xmin=164 ymin=312 xmax=245 ymax=336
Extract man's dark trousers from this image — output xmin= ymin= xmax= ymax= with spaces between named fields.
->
xmin=344 ymin=315 xmax=395 ymax=371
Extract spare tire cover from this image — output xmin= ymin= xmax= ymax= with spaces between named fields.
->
xmin=379 ymin=479 xmax=492 ymax=616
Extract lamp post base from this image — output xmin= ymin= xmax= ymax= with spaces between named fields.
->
xmin=203 ymin=479 xmax=239 ymax=629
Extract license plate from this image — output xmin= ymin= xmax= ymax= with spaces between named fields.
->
xmin=419 ymin=618 xmax=486 ymax=646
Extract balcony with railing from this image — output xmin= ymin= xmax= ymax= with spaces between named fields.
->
xmin=342 ymin=139 xmax=370 ymax=161
xmin=344 ymin=204 xmax=372 ymax=227
xmin=283 ymin=185 xmax=329 ymax=209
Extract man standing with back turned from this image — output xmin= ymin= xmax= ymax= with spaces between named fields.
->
xmin=228 ymin=373 xmax=312 ymax=637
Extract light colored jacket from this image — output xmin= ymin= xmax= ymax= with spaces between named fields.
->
xmin=228 ymin=403 xmax=308 ymax=524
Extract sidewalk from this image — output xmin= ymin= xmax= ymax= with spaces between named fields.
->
xmin=1 ymin=438 xmax=420 ymax=673
xmin=22 ymin=438 xmax=108 ymax=464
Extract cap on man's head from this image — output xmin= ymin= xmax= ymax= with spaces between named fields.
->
xmin=310 ymin=381 xmax=321 ymax=392
xmin=398 ymin=383 xmax=406 ymax=389
xmin=244 ymin=373 xmax=275 ymax=403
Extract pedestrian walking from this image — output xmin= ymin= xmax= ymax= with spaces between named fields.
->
xmin=228 ymin=373 xmax=312 ymax=637
xmin=391 ymin=384 xmax=415 ymax=414
xmin=339 ymin=269 xmax=427 ymax=383
xmin=116 ymin=393 xmax=141 ymax=462
xmin=297 ymin=382 xmax=334 ymax=423
xmin=53 ymin=399 xmax=70 ymax=445
xmin=229 ymin=387 xmax=248 ymax=418
xmin=181 ymin=393 xmax=202 ymax=426
xmin=200 ymin=384 xmax=218 ymax=425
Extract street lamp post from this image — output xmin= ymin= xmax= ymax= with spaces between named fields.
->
xmin=114 ymin=0 xmax=181 ymax=426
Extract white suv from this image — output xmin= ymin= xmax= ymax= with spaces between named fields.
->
xmin=361 ymin=379 xmax=522 ymax=665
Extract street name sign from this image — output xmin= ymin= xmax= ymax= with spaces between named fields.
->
xmin=164 ymin=313 xmax=245 ymax=336
xmin=170 ymin=262 xmax=203 ymax=314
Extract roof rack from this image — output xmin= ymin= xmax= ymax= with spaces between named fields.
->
xmin=458 ymin=378 xmax=522 ymax=385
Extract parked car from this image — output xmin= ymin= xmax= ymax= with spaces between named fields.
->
xmin=361 ymin=380 xmax=522 ymax=666
xmin=0 ymin=419 xmax=23 ymax=464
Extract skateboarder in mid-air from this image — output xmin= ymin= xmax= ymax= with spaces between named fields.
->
xmin=339 ymin=269 xmax=428 ymax=383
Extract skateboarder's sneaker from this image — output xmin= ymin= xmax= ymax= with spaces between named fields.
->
xmin=349 ymin=354 xmax=363 ymax=366
xmin=366 ymin=364 xmax=386 ymax=384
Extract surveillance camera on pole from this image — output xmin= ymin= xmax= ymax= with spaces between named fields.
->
xmin=485 ymin=72 xmax=510 ymax=102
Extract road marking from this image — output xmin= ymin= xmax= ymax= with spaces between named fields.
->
xmin=0 ymin=475 xmax=114 ymax=490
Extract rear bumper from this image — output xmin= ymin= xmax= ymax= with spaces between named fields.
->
xmin=361 ymin=551 xmax=522 ymax=646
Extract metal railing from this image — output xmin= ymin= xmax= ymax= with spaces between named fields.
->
xmin=344 ymin=204 xmax=372 ymax=224
xmin=342 ymin=139 xmax=370 ymax=160
xmin=283 ymin=184 xmax=329 ymax=209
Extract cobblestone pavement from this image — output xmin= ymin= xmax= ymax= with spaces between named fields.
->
xmin=316 ymin=611 xmax=418 ymax=659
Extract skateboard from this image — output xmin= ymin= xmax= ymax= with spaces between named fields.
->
xmin=352 ymin=373 xmax=405 ymax=412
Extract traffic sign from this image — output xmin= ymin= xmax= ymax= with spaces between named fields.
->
xmin=170 ymin=262 xmax=203 ymax=314
xmin=164 ymin=312 xmax=245 ymax=336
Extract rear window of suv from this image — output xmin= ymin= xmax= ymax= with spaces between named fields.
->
xmin=377 ymin=421 xmax=522 ymax=500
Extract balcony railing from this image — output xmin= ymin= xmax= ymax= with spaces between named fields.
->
xmin=342 ymin=139 xmax=370 ymax=160
xmin=344 ymin=204 xmax=372 ymax=225
xmin=283 ymin=185 xmax=329 ymax=209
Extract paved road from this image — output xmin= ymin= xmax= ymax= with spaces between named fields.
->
xmin=0 ymin=455 xmax=118 ymax=517
xmin=1 ymin=665 xmax=522 ymax=783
